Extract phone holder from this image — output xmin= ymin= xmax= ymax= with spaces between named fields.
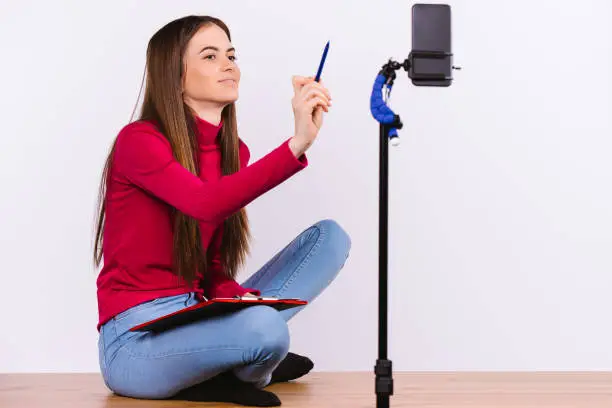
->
xmin=368 ymin=53 xmax=460 ymax=408
xmin=372 ymin=52 xmax=461 ymax=142
xmin=382 ymin=50 xmax=457 ymax=81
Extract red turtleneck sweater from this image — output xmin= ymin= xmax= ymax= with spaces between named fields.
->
xmin=96 ymin=116 xmax=308 ymax=330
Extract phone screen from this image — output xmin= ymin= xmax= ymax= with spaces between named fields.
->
xmin=411 ymin=4 xmax=452 ymax=86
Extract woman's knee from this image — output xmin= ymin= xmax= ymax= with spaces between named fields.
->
xmin=241 ymin=306 xmax=290 ymax=358
xmin=313 ymin=218 xmax=352 ymax=265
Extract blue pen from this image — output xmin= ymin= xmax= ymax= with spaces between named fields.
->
xmin=315 ymin=41 xmax=329 ymax=82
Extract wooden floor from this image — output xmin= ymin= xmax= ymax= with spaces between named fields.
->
xmin=2 ymin=372 xmax=612 ymax=407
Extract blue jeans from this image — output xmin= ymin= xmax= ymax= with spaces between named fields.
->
xmin=98 ymin=219 xmax=351 ymax=399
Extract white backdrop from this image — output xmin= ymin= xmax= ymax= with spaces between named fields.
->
xmin=1 ymin=0 xmax=611 ymax=372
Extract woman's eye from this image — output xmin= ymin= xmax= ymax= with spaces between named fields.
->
xmin=203 ymin=54 xmax=237 ymax=62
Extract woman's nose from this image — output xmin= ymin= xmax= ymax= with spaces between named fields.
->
xmin=221 ymin=59 xmax=233 ymax=69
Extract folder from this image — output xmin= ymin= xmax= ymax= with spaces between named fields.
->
xmin=130 ymin=296 xmax=307 ymax=332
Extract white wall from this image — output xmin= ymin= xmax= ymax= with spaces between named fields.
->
xmin=1 ymin=0 xmax=610 ymax=373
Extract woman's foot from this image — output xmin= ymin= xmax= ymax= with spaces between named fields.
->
xmin=270 ymin=352 xmax=314 ymax=383
xmin=171 ymin=371 xmax=281 ymax=407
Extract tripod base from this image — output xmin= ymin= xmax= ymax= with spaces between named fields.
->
xmin=375 ymin=359 xmax=394 ymax=408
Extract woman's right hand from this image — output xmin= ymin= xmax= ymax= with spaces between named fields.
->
xmin=289 ymin=75 xmax=332 ymax=157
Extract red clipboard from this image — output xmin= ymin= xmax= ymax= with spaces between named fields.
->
xmin=129 ymin=297 xmax=307 ymax=332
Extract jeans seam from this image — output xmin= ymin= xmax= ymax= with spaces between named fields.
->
xmin=122 ymin=344 xmax=248 ymax=360
xmin=276 ymin=225 xmax=327 ymax=298
xmin=245 ymin=249 xmax=283 ymax=289
xmin=104 ymin=322 xmax=118 ymax=387
xmin=99 ymin=329 xmax=110 ymax=389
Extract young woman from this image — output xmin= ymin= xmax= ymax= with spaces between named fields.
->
xmin=93 ymin=15 xmax=351 ymax=407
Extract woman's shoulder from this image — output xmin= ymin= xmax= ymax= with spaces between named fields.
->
xmin=114 ymin=119 xmax=169 ymax=148
xmin=118 ymin=119 xmax=163 ymax=136
xmin=114 ymin=118 xmax=251 ymax=166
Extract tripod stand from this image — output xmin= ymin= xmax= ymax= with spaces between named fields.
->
xmin=369 ymin=50 xmax=459 ymax=408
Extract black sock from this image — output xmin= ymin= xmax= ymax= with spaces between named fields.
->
xmin=270 ymin=352 xmax=314 ymax=383
xmin=170 ymin=371 xmax=281 ymax=407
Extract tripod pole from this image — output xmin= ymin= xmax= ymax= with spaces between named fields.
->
xmin=370 ymin=46 xmax=458 ymax=407
xmin=375 ymin=122 xmax=393 ymax=408
xmin=370 ymin=62 xmax=404 ymax=408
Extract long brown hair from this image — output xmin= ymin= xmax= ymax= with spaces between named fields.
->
xmin=93 ymin=15 xmax=250 ymax=285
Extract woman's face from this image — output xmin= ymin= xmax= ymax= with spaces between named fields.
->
xmin=182 ymin=24 xmax=240 ymax=109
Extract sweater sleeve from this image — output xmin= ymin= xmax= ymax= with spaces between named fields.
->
xmin=204 ymin=248 xmax=261 ymax=298
xmin=203 ymin=190 xmax=261 ymax=299
xmin=113 ymin=122 xmax=308 ymax=223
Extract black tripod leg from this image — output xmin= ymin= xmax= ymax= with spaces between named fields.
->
xmin=375 ymin=359 xmax=393 ymax=408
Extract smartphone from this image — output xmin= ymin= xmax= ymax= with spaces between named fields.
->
xmin=410 ymin=4 xmax=453 ymax=87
